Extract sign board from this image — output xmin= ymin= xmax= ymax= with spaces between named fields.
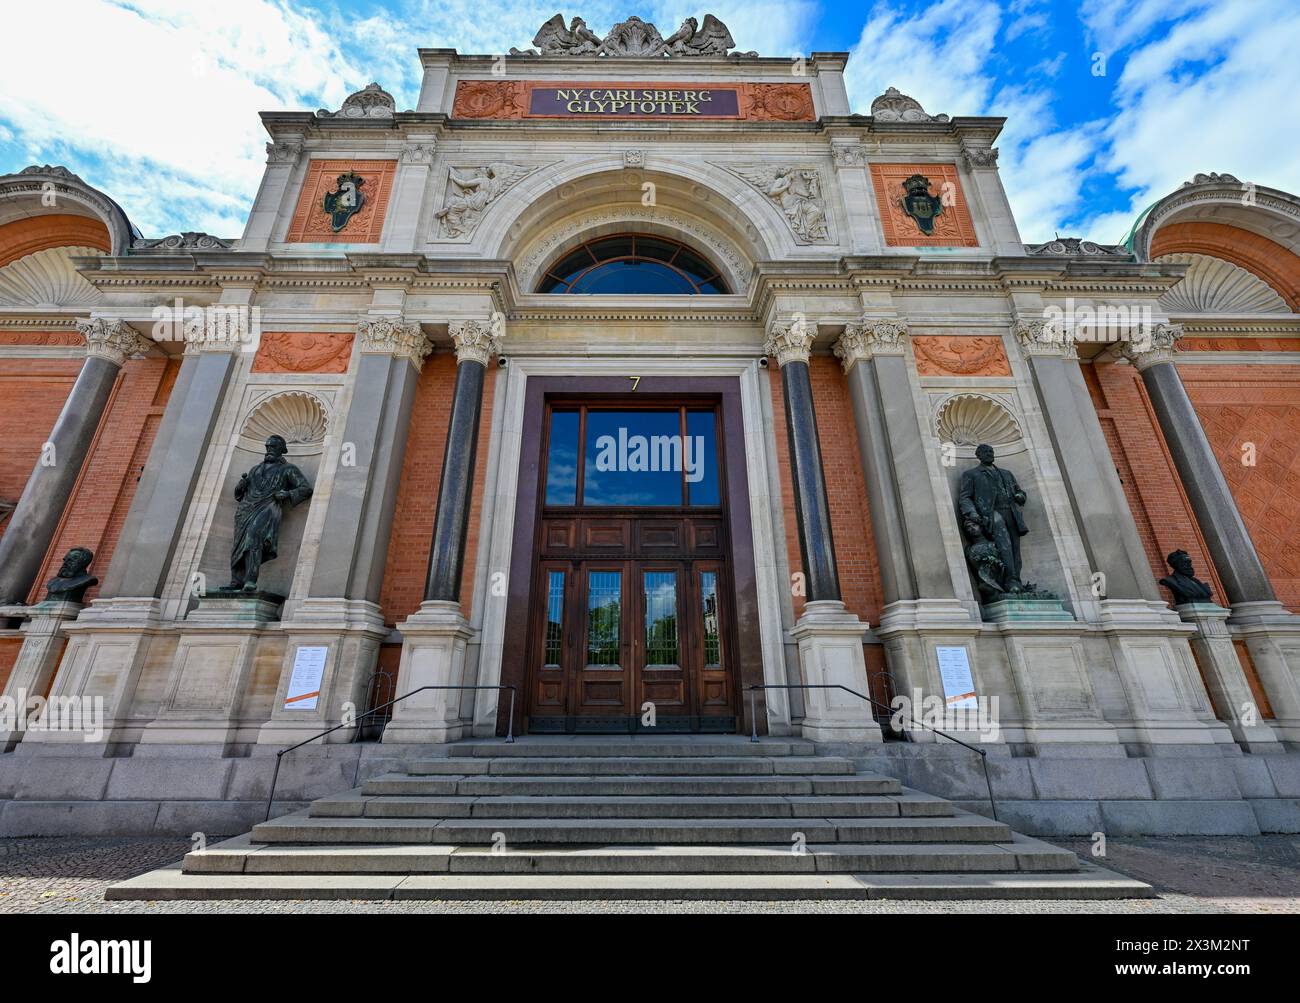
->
xmin=451 ymin=80 xmax=816 ymax=122
xmin=935 ymin=645 xmax=978 ymax=711
xmin=284 ymin=645 xmax=328 ymax=711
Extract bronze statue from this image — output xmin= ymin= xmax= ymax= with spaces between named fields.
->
xmin=226 ymin=435 xmax=312 ymax=593
xmin=1160 ymin=549 xmax=1214 ymax=606
xmin=44 ymin=547 xmax=98 ymax=604
xmin=958 ymin=444 xmax=1029 ymax=599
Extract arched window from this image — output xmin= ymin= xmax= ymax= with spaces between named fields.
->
xmin=536 ymin=234 xmax=730 ymax=294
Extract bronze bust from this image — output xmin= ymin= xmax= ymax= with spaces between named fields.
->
xmin=44 ymin=547 xmax=98 ymax=604
xmin=1160 ymin=549 xmax=1214 ymax=606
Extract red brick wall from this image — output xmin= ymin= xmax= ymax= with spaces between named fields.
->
xmin=1178 ymin=364 xmax=1300 ymax=612
xmin=768 ymin=359 xmax=884 ymax=626
xmin=0 ymin=360 xmax=80 ymax=513
xmin=0 ymin=637 xmax=21 ymax=693
xmin=379 ymin=355 xmax=495 ymax=625
xmin=31 ymin=357 xmax=178 ymax=605
xmin=1082 ymin=361 xmax=1226 ymax=603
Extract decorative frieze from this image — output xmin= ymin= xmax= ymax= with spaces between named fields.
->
xmin=765 ymin=318 xmax=816 ymax=367
xmin=251 ymin=332 xmax=355 ymax=374
xmin=77 ymin=318 xmax=153 ymax=367
xmin=357 ymin=316 xmax=433 ymax=368
xmin=832 ymin=319 xmax=908 ymax=372
xmin=912 ymin=335 xmax=1010 ymax=376
xmin=1120 ymin=322 xmax=1183 ymax=371
xmin=449 ymin=320 xmax=503 ymax=367
xmin=132 ymin=232 xmax=233 ymax=251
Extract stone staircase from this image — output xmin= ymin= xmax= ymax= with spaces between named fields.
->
xmin=108 ymin=737 xmax=1152 ymax=901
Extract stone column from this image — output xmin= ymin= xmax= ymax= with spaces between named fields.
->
xmin=1124 ymin=324 xmax=1300 ymax=741
xmin=1016 ymin=319 xmax=1163 ymax=607
xmin=256 ymin=317 xmax=432 ymax=745
xmin=26 ymin=332 xmax=241 ymax=746
xmin=0 ymin=319 xmax=151 ymax=604
xmin=384 ymin=319 xmax=499 ymax=743
xmin=833 ymin=319 xmax=984 ymax=741
xmin=766 ymin=320 xmax=879 ymax=743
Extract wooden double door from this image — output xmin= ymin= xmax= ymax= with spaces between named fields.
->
xmin=526 ymin=513 xmax=738 ymax=733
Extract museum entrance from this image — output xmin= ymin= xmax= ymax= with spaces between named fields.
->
xmin=524 ymin=401 xmax=740 ymax=733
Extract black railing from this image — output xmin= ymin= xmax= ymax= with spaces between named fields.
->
xmin=746 ymin=683 xmax=998 ymax=820
xmin=264 ymin=684 xmax=516 ymax=821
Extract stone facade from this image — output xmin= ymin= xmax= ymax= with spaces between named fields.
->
xmin=2 ymin=22 xmax=1300 ymax=837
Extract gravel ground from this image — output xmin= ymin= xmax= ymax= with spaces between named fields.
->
xmin=1 ymin=834 xmax=1298 ymax=913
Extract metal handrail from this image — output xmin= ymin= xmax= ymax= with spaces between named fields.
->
xmin=746 ymin=683 xmax=998 ymax=820
xmin=264 ymin=684 xmax=516 ymax=821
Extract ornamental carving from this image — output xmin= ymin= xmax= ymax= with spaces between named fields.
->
xmin=724 ymin=165 xmax=829 ymax=243
xmin=764 ymin=319 xmax=816 ymax=367
xmin=250 ymin=332 xmax=355 ymax=374
xmin=1025 ymin=236 xmax=1128 ymax=257
xmin=452 ymin=80 xmax=527 ymax=120
xmin=400 ymin=143 xmax=437 ymax=165
xmin=870 ymin=87 xmax=949 ymax=123
xmin=243 ymin=391 xmax=329 ymax=446
xmin=357 ymin=317 xmax=433 ymax=367
xmin=0 ymin=331 xmax=85 ymax=347
xmin=77 ymin=318 xmax=153 ymax=367
xmin=132 ymin=232 xmax=233 ymax=251
xmin=912 ymin=335 xmax=1011 ymax=377
xmin=0 ymin=245 xmax=102 ymax=308
xmin=870 ymin=163 xmax=978 ymax=247
xmin=833 ymin=319 xmax=908 ymax=371
xmin=1013 ymin=317 xmax=1076 ymax=359
xmin=265 ymin=141 xmax=303 ymax=165
xmin=1120 ymin=323 xmax=1183 ymax=371
xmin=935 ymin=394 xmax=1021 ymax=447
xmin=962 ymin=147 xmax=1000 ymax=170
xmin=434 ymin=162 xmax=547 ymax=239
xmin=318 ymin=82 xmax=396 ymax=119
xmin=512 ymin=13 xmax=752 ymax=57
xmin=740 ymin=84 xmax=815 ymax=121
xmin=284 ymin=160 xmax=396 ymax=244
xmin=450 ymin=319 xmax=503 ymax=366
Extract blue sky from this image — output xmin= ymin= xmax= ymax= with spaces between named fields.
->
xmin=2 ymin=0 xmax=1296 ymax=244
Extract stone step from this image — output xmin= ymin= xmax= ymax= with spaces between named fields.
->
xmin=403 ymin=756 xmax=857 ymax=777
xmin=108 ymin=863 xmax=1153 ymax=902
xmin=309 ymin=791 xmax=953 ymax=820
xmin=249 ymin=812 xmax=1012 ymax=846
xmin=445 ymin=739 xmax=814 ymax=759
xmin=359 ymin=774 xmax=903 ymax=798
xmin=185 ymin=831 xmax=1068 ymax=875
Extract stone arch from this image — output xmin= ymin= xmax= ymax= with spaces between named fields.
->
xmin=0 ymin=166 xmax=137 ymax=258
xmin=479 ymin=159 xmax=785 ymax=293
xmin=1133 ymin=177 xmax=1300 ymax=311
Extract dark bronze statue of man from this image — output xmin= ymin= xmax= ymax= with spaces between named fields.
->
xmin=1160 ymin=549 xmax=1214 ymax=606
xmin=958 ymin=443 xmax=1029 ymax=594
xmin=44 ymin=547 xmax=98 ymax=604
xmin=227 ymin=435 xmax=312 ymax=593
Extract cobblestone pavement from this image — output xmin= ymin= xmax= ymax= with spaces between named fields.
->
xmin=0 ymin=834 xmax=1297 ymax=913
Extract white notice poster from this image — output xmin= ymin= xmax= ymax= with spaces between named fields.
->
xmin=935 ymin=646 xmax=978 ymax=711
xmin=284 ymin=646 xmax=328 ymax=711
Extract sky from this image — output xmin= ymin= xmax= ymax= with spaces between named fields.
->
xmin=1 ymin=0 xmax=1297 ymax=244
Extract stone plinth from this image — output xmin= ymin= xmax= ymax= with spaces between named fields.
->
xmin=983 ymin=597 xmax=1073 ymax=623
xmin=382 ymin=600 xmax=474 ymax=744
xmin=788 ymin=600 xmax=881 ymax=743
xmin=189 ymin=591 xmax=285 ymax=623
xmin=0 ymin=601 xmax=85 ymax=750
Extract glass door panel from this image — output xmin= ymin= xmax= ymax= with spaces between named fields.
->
xmin=585 ymin=569 xmax=623 ymax=670
xmin=642 ymin=570 xmax=680 ymax=668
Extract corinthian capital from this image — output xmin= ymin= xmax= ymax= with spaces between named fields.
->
xmin=357 ymin=316 xmax=433 ymax=368
xmin=764 ymin=317 xmax=816 ymax=367
xmin=1120 ymin=322 xmax=1182 ymax=371
xmin=833 ymin=318 xmax=908 ymax=372
xmin=77 ymin=318 xmax=154 ymax=367
xmin=1013 ymin=317 xmax=1077 ymax=360
xmin=449 ymin=319 xmax=502 ymax=366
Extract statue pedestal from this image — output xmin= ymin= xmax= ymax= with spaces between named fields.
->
xmin=789 ymin=600 xmax=881 ymax=743
xmin=1176 ymin=603 xmax=1281 ymax=752
xmin=382 ymin=600 xmax=474 ymax=744
xmin=983 ymin=596 xmax=1073 ymax=623
xmin=137 ymin=592 xmax=285 ymax=747
xmin=0 ymin=601 xmax=84 ymax=751
xmin=1228 ymin=601 xmax=1300 ymax=744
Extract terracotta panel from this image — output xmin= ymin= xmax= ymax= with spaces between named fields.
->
xmin=251 ymin=332 xmax=355 ymax=374
xmin=870 ymin=163 xmax=978 ymax=248
xmin=912 ymin=335 xmax=1011 ymax=377
xmin=284 ymin=159 xmax=396 ymax=244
